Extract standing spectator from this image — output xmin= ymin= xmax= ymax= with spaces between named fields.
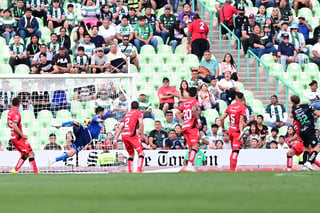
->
xmin=134 ymin=15 xmax=158 ymax=53
xmin=107 ymin=44 xmax=128 ymax=73
xmin=256 ymin=0 xmax=275 ymax=9
xmin=44 ymin=133 xmax=62 ymax=150
xmin=32 ymin=43 xmax=53 ymax=65
xmin=177 ymin=3 xmax=195 ymax=24
xmin=312 ymin=37 xmax=320 ymax=68
xmin=220 ymin=0 xmax=238 ymax=39
xmin=47 ymin=0 xmax=67 ymax=33
xmin=159 ymin=5 xmax=176 ymax=44
xmin=116 ymin=16 xmax=134 ymax=41
xmin=91 ymin=47 xmax=111 ymax=73
xmin=12 ymin=0 xmax=26 ymax=23
xmin=50 ymin=89 xmax=71 ymax=113
xmin=57 ymin=27 xmax=71 ymax=51
xmin=199 ymin=50 xmax=219 ymax=80
xmin=118 ymin=36 xmax=139 ymax=69
xmin=9 ymin=34 xmax=28 ymax=72
xmin=137 ymin=91 xmax=153 ymax=119
xmin=113 ymin=90 xmax=128 ymax=121
xmin=52 ymin=47 xmax=72 ymax=74
xmin=98 ymin=19 xmax=117 ymax=47
xmin=158 ymin=77 xmax=179 ymax=114
xmin=26 ymin=35 xmax=40 ymax=64
xmin=298 ymin=16 xmax=313 ymax=44
xmin=47 ymin=33 xmax=61 ymax=56
xmin=113 ymin=0 xmax=128 ymax=24
xmin=241 ymin=14 xmax=257 ymax=54
xmin=148 ymin=120 xmax=168 ymax=149
xmin=0 ymin=80 xmax=15 ymax=115
xmin=279 ymin=0 xmax=293 ymax=24
xmin=168 ymin=20 xmax=186 ymax=53
xmin=26 ymin=0 xmax=47 ymax=26
xmin=18 ymin=8 xmax=41 ymax=41
xmin=31 ymin=82 xmax=50 ymax=116
xmin=81 ymin=0 xmax=100 ymax=28
xmin=293 ymin=0 xmax=313 ymax=17
xmin=218 ymin=70 xmax=239 ymax=105
xmin=1 ymin=9 xmax=16 ymax=45
xmin=307 ymin=80 xmax=320 ymax=110
xmin=161 ymin=111 xmax=177 ymax=132
xmin=188 ymin=13 xmax=209 ymax=61
xmin=90 ymin=26 xmax=106 ymax=48
xmin=278 ymin=32 xmax=301 ymax=72
xmin=215 ymin=0 xmax=225 ymax=23
xmin=72 ymin=46 xmax=90 ymax=74
xmin=79 ymin=34 xmax=96 ymax=59
xmin=234 ymin=5 xmax=248 ymax=40
xmin=265 ymin=95 xmax=290 ymax=128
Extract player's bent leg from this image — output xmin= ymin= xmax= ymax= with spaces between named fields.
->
xmin=12 ymin=155 xmax=28 ymax=173
xmin=48 ymin=148 xmax=76 ymax=166
xmin=28 ymin=151 xmax=38 ymax=174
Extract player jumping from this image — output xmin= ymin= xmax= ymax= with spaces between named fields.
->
xmin=114 ymin=101 xmax=145 ymax=173
xmin=220 ymin=92 xmax=247 ymax=171
xmin=176 ymin=87 xmax=202 ymax=171
xmin=8 ymin=97 xmax=38 ymax=174
xmin=48 ymin=106 xmax=112 ymax=165
xmin=288 ymin=95 xmax=320 ymax=170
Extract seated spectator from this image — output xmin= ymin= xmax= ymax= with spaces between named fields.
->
xmin=178 ymin=3 xmax=195 ymax=25
xmin=311 ymin=18 xmax=320 ymax=45
xmin=241 ymin=14 xmax=257 ymax=54
xmin=215 ymin=139 xmax=224 ymax=149
xmin=198 ymin=84 xmax=219 ymax=112
xmin=290 ymin=24 xmax=309 ymax=55
xmin=107 ymin=44 xmax=128 ymax=73
xmin=144 ymin=6 xmax=160 ymax=37
xmin=255 ymin=0 xmax=275 ymax=8
xmin=9 ymin=35 xmax=28 ymax=72
xmin=199 ymin=51 xmax=220 ymax=81
xmin=234 ymin=5 xmax=248 ymax=41
xmin=311 ymin=37 xmax=320 ymax=68
xmin=118 ymin=36 xmax=139 ymax=69
xmin=177 ymin=80 xmax=190 ymax=107
xmin=161 ymin=111 xmax=177 ymax=132
xmin=32 ymin=82 xmax=50 ymax=117
xmin=51 ymin=89 xmax=71 ymax=114
xmin=57 ymin=27 xmax=71 ymax=51
xmin=245 ymin=121 xmax=262 ymax=148
xmin=279 ymin=0 xmax=293 ymax=25
xmin=98 ymin=19 xmax=117 ymax=47
xmin=266 ymin=127 xmax=279 ymax=148
xmin=307 ymin=80 xmax=320 ymax=110
xmin=255 ymin=5 xmax=270 ymax=25
xmin=17 ymin=82 xmax=33 ymax=112
xmin=44 ymin=133 xmax=62 ymax=150
xmin=32 ymin=43 xmax=53 ymax=65
xmin=47 ymin=33 xmax=61 ymax=56
xmin=116 ymin=16 xmax=134 ymax=41
xmin=257 ymin=114 xmax=268 ymax=145
xmin=265 ymin=95 xmax=291 ymax=128
xmin=112 ymin=0 xmax=128 ymax=25
xmin=208 ymin=78 xmax=220 ymax=100
xmin=285 ymin=125 xmax=300 ymax=148
xmin=278 ymin=32 xmax=301 ymax=72
xmin=148 ymin=120 xmax=168 ymax=149
xmin=134 ymin=15 xmax=158 ymax=53
xmin=29 ymin=64 xmax=39 ymax=74
xmin=97 ymin=149 xmax=116 ymax=166
xmin=12 ymin=0 xmax=26 ymax=23
xmin=294 ymin=2 xmax=313 ymax=20
xmin=65 ymin=3 xmax=78 ymax=32
xmin=53 ymin=47 xmax=72 ymax=74
xmin=198 ymin=109 xmax=208 ymax=132
xmin=208 ymin=124 xmax=223 ymax=145
xmin=277 ymin=21 xmax=290 ymax=43
xmin=175 ymin=124 xmax=186 ymax=146
xmin=127 ymin=7 xmax=138 ymax=26
xmin=91 ymin=47 xmax=111 ymax=73
xmin=221 ymin=53 xmax=238 ymax=79
xmin=158 ymin=77 xmax=179 ymax=114
xmin=278 ymin=135 xmax=289 ymax=149
xmin=168 ymin=20 xmax=186 ymax=53
xmin=0 ymin=80 xmax=15 ymax=115
xmin=79 ymin=34 xmax=96 ymax=60
xmin=271 ymin=7 xmax=282 ymax=33
xmin=90 ymin=26 xmax=106 ymax=49
xmin=187 ymin=68 xmax=204 ymax=90
xmin=219 ymin=0 xmax=238 ymax=38
xmin=1 ymin=9 xmax=16 ymax=45
xmin=26 ymin=35 xmax=40 ymax=64
xmin=38 ymin=53 xmax=54 ymax=74
xmin=47 ymin=0 xmax=67 ymax=33
xmin=81 ymin=0 xmax=100 ymax=28
xmin=100 ymin=4 xmax=113 ymax=23
xmin=113 ymin=91 xmax=128 ymax=121
xmin=163 ymin=130 xmax=184 ymax=149
xmin=218 ymin=70 xmax=239 ymax=105
xmin=222 ymin=132 xmax=231 ymax=149
xmin=138 ymin=91 xmax=154 ymax=119
xmin=114 ymin=153 xmax=127 ymax=166
xmin=72 ymin=46 xmax=90 ymax=74
xmin=249 ymin=138 xmax=260 ymax=149
xmin=73 ymin=25 xmax=89 ymax=55
xmin=74 ymin=82 xmax=96 ymax=102
xmin=26 ymin=0 xmax=47 ymax=26
xmin=95 ymin=89 xmax=113 ymax=110
xmin=159 ymin=5 xmax=176 ymax=44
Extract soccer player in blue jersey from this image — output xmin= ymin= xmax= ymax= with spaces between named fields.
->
xmin=48 ymin=106 xmax=112 ymax=166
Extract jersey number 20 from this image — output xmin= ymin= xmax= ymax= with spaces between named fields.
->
xmin=183 ymin=109 xmax=192 ymax=120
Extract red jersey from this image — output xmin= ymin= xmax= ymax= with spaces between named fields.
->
xmin=157 ymin=86 xmax=178 ymax=104
xmin=188 ymin=19 xmax=209 ymax=42
xmin=179 ymin=97 xmax=200 ymax=131
xmin=225 ymin=102 xmax=246 ymax=132
xmin=7 ymin=107 xmax=22 ymax=140
xmin=121 ymin=109 xmax=143 ymax=137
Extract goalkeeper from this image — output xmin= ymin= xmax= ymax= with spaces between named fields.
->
xmin=48 ymin=107 xmax=112 ymax=165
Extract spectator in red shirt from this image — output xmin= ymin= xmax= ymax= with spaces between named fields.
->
xmin=220 ymin=0 xmax=238 ymax=39
xmin=157 ymin=77 xmax=179 ymax=115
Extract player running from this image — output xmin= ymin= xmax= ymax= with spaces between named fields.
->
xmin=289 ymin=95 xmax=320 ymax=170
xmin=7 ymin=97 xmax=38 ymax=174
xmin=220 ymin=92 xmax=247 ymax=171
xmin=48 ymin=106 xmax=112 ymax=165
xmin=114 ymin=101 xmax=145 ymax=173
xmin=176 ymin=87 xmax=201 ymax=171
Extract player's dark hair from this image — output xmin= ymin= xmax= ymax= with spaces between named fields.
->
xmin=12 ymin=97 xmax=21 ymax=107
xmin=188 ymin=87 xmax=197 ymax=98
xmin=290 ymin=95 xmax=300 ymax=105
xmin=235 ymin=92 xmax=244 ymax=99
xmin=257 ymin=114 xmax=264 ymax=120
xmin=131 ymin=101 xmax=139 ymax=109
xmin=95 ymin=106 xmax=105 ymax=114
xmin=193 ymin=13 xmax=200 ymax=20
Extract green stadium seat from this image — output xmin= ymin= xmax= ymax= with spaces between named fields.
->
xmin=159 ymin=54 xmax=174 ymax=64
xmin=203 ymin=108 xmax=219 ymax=126
xmin=154 ymin=35 xmax=164 ymax=45
xmin=71 ymin=101 xmax=83 ymax=116
xmin=269 ymin=63 xmax=284 ymax=77
xmin=143 ymin=118 xmax=155 ymax=134
xmin=304 ymin=62 xmax=319 ymax=73
xmin=260 ymin=54 xmax=275 ymax=67
xmin=128 ymin=64 xmax=138 ymax=73
xmin=297 ymin=7 xmax=313 ymax=21
xmin=56 ymin=110 xmax=72 ymax=123
xmin=243 ymin=90 xmax=254 ymax=102
xmin=186 ymin=54 xmax=200 ymax=67
xmin=279 ymin=126 xmax=288 ymax=136
xmin=218 ymin=100 xmax=227 ymax=114
xmin=36 ymin=17 xmax=44 ymax=28
xmin=153 ymin=108 xmax=164 ymax=120
xmin=105 ymin=118 xmax=118 ymax=133
xmin=237 ymin=82 xmax=245 ymax=92
xmin=0 ymin=37 xmax=6 ymax=46
xmin=0 ymin=128 xmax=11 ymax=144
xmin=140 ymin=45 xmax=156 ymax=55
xmin=140 ymin=64 xmax=158 ymax=73
xmin=287 ymin=62 xmax=302 ymax=74
xmin=251 ymin=99 xmax=265 ymax=115
xmin=21 ymin=110 xmax=35 ymax=128
xmin=0 ymin=64 xmax=13 ymax=74
xmin=158 ymin=45 xmax=172 ymax=55
xmin=37 ymin=110 xmax=53 ymax=127
xmin=15 ymin=64 xmax=30 ymax=74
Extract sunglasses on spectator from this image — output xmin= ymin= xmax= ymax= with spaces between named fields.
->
xmin=123 ymin=39 xmax=129 ymax=41
xmin=163 ymin=80 xmax=169 ymax=83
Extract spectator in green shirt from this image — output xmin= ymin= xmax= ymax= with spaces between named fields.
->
xmin=97 ymin=149 xmax=116 ymax=166
xmin=184 ymin=150 xmax=207 ymax=166
xmin=138 ymin=91 xmax=154 ymax=119
xmin=12 ymin=0 xmax=26 ymax=23
xmin=133 ymin=15 xmax=157 ymax=53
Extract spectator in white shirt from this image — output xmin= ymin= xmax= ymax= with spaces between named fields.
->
xmin=277 ymin=135 xmax=289 ymax=149
xmin=307 ymin=80 xmax=320 ymax=110
xmin=98 ymin=19 xmax=117 ymax=46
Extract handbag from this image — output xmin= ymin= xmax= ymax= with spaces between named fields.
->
xmin=222 ymin=6 xmax=231 ymax=26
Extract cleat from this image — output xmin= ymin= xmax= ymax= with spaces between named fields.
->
xmin=52 ymin=122 xmax=62 ymax=129
xmin=303 ymin=162 xmax=313 ymax=171
xmin=287 ymin=168 xmax=292 ymax=171
xmin=47 ymin=159 xmax=55 ymax=167
xmin=184 ymin=166 xmax=195 ymax=172
xmin=10 ymin=169 xmax=18 ymax=174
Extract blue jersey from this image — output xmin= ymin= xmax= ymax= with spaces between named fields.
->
xmin=88 ymin=110 xmax=112 ymax=139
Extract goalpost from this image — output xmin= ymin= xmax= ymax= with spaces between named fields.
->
xmin=0 ymin=74 xmax=137 ymax=173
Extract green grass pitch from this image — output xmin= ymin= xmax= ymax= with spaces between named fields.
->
xmin=0 ymin=171 xmax=319 ymax=213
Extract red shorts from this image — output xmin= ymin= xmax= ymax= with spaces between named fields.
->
xmin=11 ymin=138 xmax=33 ymax=156
xmin=229 ymin=130 xmax=242 ymax=151
xmin=292 ymin=142 xmax=305 ymax=156
xmin=122 ymin=135 xmax=143 ymax=156
xmin=183 ymin=128 xmax=199 ymax=147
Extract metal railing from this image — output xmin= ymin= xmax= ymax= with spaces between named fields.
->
xmin=198 ymin=0 xmax=214 ymax=44
xmin=246 ymin=50 xmax=299 ymax=112
xmin=219 ymin=23 xmax=241 ymax=72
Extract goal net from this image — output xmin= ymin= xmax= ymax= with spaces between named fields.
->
xmin=0 ymin=74 xmax=137 ymax=173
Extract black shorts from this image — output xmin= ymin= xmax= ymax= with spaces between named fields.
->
xmin=51 ymin=20 xmax=65 ymax=28
xmin=300 ymin=129 xmax=318 ymax=148
xmin=159 ymin=103 xmax=174 ymax=110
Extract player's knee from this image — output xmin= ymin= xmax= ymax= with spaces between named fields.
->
xmin=232 ymin=150 xmax=239 ymax=154
xmin=28 ymin=152 xmax=35 ymax=158
xmin=138 ymin=151 xmax=145 ymax=157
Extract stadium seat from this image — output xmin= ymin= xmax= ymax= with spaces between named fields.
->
xmin=21 ymin=110 xmax=35 ymax=128
xmin=140 ymin=45 xmax=156 ymax=55
xmin=0 ymin=64 xmax=13 ymax=74
xmin=104 ymin=118 xmax=118 ymax=133
xmin=304 ymin=62 xmax=319 ymax=73
xmin=143 ymin=118 xmax=155 ymax=134
xmin=15 ymin=64 xmax=30 ymax=74
xmin=243 ymin=90 xmax=254 ymax=102
xmin=0 ymin=128 xmax=11 ymax=144
xmin=260 ymin=54 xmax=275 ymax=67
xmin=37 ymin=110 xmax=53 ymax=127
xmin=237 ymin=82 xmax=245 ymax=92
xmin=203 ymin=109 xmax=219 ymax=126
xmin=218 ymin=100 xmax=227 ymax=114
xmin=159 ymin=54 xmax=174 ymax=64
xmin=158 ymin=45 xmax=172 ymax=55
xmin=186 ymin=54 xmax=200 ymax=68
xmin=297 ymin=8 xmax=313 ymax=21
xmin=287 ymin=63 xmax=302 ymax=74
xmin=251 ymin=99 xmax=265 ymax=115
xmin=269 ymin=63 xmax=284 ymax=77
xmin=153 ymin=108 xmax=164 ymax=120
xmin=56 ymin=110 xmax=72 ymax=124
xmin=71 ymin=101 xmax=83 ymax=116
xmin=154 ymin=35 xmax=164 ymax=45
xmin=128 ymin=64 xmax=138 ymax=73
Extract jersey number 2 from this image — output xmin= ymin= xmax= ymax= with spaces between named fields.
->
xmin=124 ymin=118 xmax=130 ymax=127
xmin=199 ymin=22 xmax=205 ymax=30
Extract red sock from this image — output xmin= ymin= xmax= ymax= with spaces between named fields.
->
xmin=128 ymin=158 xmax=133 ymax=173
xmin=29 ymin=158 xmax=38 ymax=173
xmin=14 ymin=157 xmax=25 ymax=172
xmin=137 ymin=156 xmax=144 ymax=172
xmin=230 ymin=151 xmax=239 ymax=171
xmin=188 ymin=149 xmax=197 ymax=166
xmin=314 ymin=160 xmax=320 ymax=168
xmin=287 ymin=157 xmax=293 ymax=169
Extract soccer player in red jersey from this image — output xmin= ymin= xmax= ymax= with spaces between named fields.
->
xmin=7 ymin=97 xmax=38 ymax=174
xmin=176 ymin=87 xmax=202 ymax=170
xmin=220 ymin=92 xmax=247 ymax=171
xmin=114 ymin=101 xmax=145 ymax=173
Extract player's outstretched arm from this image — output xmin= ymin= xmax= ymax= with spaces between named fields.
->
xmin=102 ymin=110 xmax=113 ymax=120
